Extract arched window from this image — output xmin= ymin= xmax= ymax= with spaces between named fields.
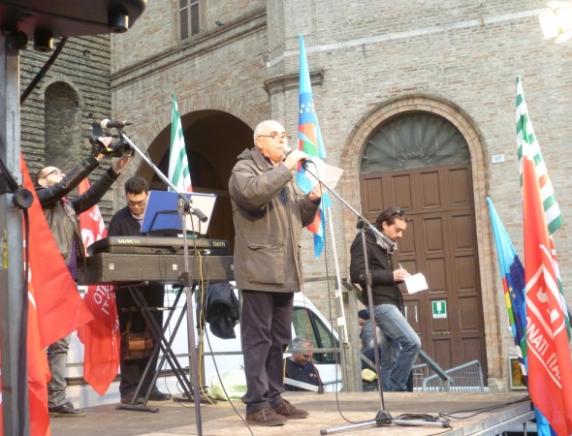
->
xmin=44 ymin=82 xmax=80 ymax=169
xmin=361 ymin=112 xmax=470 ymax=174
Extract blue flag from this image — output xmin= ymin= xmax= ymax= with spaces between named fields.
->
xmin=295 ymin=35 xmax=329 ymax=258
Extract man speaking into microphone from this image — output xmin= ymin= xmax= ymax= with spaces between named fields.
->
xmin=228 ymin=119 xmax=321 ymax=426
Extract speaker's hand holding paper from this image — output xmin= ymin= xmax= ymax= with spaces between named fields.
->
xmin=404 ymin=273 xmax=429 ymax=294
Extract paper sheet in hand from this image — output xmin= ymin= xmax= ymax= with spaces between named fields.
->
xmin=307 ymin=157 xmax=344 ymax=189
xmin=405 ymin=273 xmax=429 ymax=294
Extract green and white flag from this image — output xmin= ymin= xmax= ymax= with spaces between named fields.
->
xmin=168 ymin=95 xmax=192 ymax=192
xmin=516 ymin=76 xmax=561 ymax=234
xmin=516 ymin=76 xmax=570 ymax=340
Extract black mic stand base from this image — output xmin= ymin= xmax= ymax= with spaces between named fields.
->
xmin=320 ymin=409 xmax=450 ymax=435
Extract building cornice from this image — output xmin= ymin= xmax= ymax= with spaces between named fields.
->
xmin=111 ymin=8 xmax=266 ymax=90
xmin=264 ymin=69 xmax=324 ymax=96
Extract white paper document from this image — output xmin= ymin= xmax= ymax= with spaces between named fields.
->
xmin=307 ymin=157 xmax=344 ymax=190
xmin=404 ymin=273 xmax=429 ymax=294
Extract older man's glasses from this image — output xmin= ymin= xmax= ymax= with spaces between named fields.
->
xmin=257 ymin=132 xmax=291 ymax=141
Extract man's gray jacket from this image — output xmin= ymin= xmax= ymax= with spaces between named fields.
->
xmin=228 ymin=147 xmax=319 ymax=293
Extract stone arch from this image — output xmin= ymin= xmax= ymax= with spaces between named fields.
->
xmin=127 ymin=93 xmax=265 ymax=179
xmin=340 ymin=94 xmax=503 ymax=383
xmin=126 ymin=99 xmax=259 ymax=248
xmin=145 ymin=93 xmax=264 ymax=149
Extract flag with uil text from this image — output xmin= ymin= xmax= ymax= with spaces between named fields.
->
xmin=518 ymin=77 xmax=572 ymax=436
xmin=169 ymin=95 xmax=192 ymax=192
xmin=295 ymin=35 xmax=329 ymax=257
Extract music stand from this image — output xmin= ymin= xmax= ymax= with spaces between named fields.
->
xmin=141 ymin=190 xmax=217 ymax=235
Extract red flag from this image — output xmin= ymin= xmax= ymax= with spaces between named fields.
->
xmin=76 ymin=179 xmax=120 ymax=395
xmin=523 ymin=155 xmax=572 ymax=435
xmin=0 ymin=267 xmax=54 ymax=436
xmin=0 ymin=350 xmax=3 ymax=434
xmin=27 ymin=269 xmax=52 ymax=436
xmin=21 ymin=156 xmax=93 ymax=348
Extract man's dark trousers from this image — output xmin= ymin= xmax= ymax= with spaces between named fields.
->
xmin=116 ymin=284 xmax=164 ymax=398
xmin=241 ymin=290 xmax=293 ymax=414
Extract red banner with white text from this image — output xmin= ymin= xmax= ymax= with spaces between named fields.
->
xmin=76 ymin=179 xmax=120 ymax=395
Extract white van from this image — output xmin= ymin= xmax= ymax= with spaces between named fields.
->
xmin=67 ymin=286 xmax=342 ymax=408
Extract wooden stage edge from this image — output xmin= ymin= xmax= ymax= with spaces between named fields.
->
xmin=51 ymin=391 xmax=533 ymax=436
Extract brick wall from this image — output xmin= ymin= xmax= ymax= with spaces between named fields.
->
xmin=20 ymin=35 xmax=118 ymax=218
xmin=108 ymin=0 xmax=572 ymax=388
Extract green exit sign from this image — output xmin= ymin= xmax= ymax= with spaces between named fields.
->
xmin=432 ymin=300 xmax=447 ymax=319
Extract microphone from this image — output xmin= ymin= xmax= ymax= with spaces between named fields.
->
xmin=283 ymin=145 xmax=310 ymax=166
xmin=283 ymin=144 xmax=294 ymax=156
xmin=100 ymin=119 xmax=132 ymax=129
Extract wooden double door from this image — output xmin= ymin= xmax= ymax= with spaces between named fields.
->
xmin=360 ymin=164 xmax=487 ymax=376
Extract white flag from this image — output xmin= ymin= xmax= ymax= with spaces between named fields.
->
xmin=168 ymin=95 xmax=192 ymax=192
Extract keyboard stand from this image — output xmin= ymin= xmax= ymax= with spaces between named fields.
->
xmin=116 ymin=283 xmax=194 ymax=413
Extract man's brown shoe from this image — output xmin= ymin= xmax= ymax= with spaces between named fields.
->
xmin=246 ymin=406 xmax=287 ymax=426
xmin=272 ymin=399 xmax=309 ymax=419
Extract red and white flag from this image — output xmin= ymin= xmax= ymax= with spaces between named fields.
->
xmin=76 ymin=179 xmax=120 ymax=395
xmin=522 ymin=141 xmax=572 ymax=436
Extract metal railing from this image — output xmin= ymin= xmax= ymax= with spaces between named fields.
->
xmin=417 ymin=359 xmax=484 ymax=392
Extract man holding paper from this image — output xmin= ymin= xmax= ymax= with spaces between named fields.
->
xmin=229 ymin=120 xmax=321 ymax=426
xmin=349 ymin=206 xmax=421 ymax=391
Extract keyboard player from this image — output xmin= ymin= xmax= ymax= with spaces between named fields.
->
xmin=108 ymin=176 xmax=171 ymax=404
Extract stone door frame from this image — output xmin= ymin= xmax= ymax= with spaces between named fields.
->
xmin=340 ymin=95 xmax=504 ymax=386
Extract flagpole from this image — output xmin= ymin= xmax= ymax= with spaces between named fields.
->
xmin=325 ymin=207 xmax=348 ymax=344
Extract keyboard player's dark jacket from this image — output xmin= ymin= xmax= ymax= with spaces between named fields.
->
xmin=108 ymin=205 xmax=165 ymax=397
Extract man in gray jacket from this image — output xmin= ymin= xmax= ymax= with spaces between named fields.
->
xmin=229 ymin=119 xmax=321 ymax=426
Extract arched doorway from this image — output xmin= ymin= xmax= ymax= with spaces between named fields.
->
xmin=359 ymin=111 xmax=487 ymax=376
xmin=143 ymin=110 xmax=252 ymax=250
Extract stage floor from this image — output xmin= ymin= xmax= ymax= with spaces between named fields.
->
xmin=51 ymin=391 xmax=532 ymax=436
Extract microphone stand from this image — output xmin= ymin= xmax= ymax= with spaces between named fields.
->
xmin=300 ymin=162 xmax=449 ymax=434
xmin=119 ymin=131 xmax=206 ymax=435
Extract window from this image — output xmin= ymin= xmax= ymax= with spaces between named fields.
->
xmin=361 ymin=112 xmax=470 ymax=174
xmin=179 ymin=0 xmax=200 ymax=40
xmin=292 ymin=307 xmax=339 ymax=364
